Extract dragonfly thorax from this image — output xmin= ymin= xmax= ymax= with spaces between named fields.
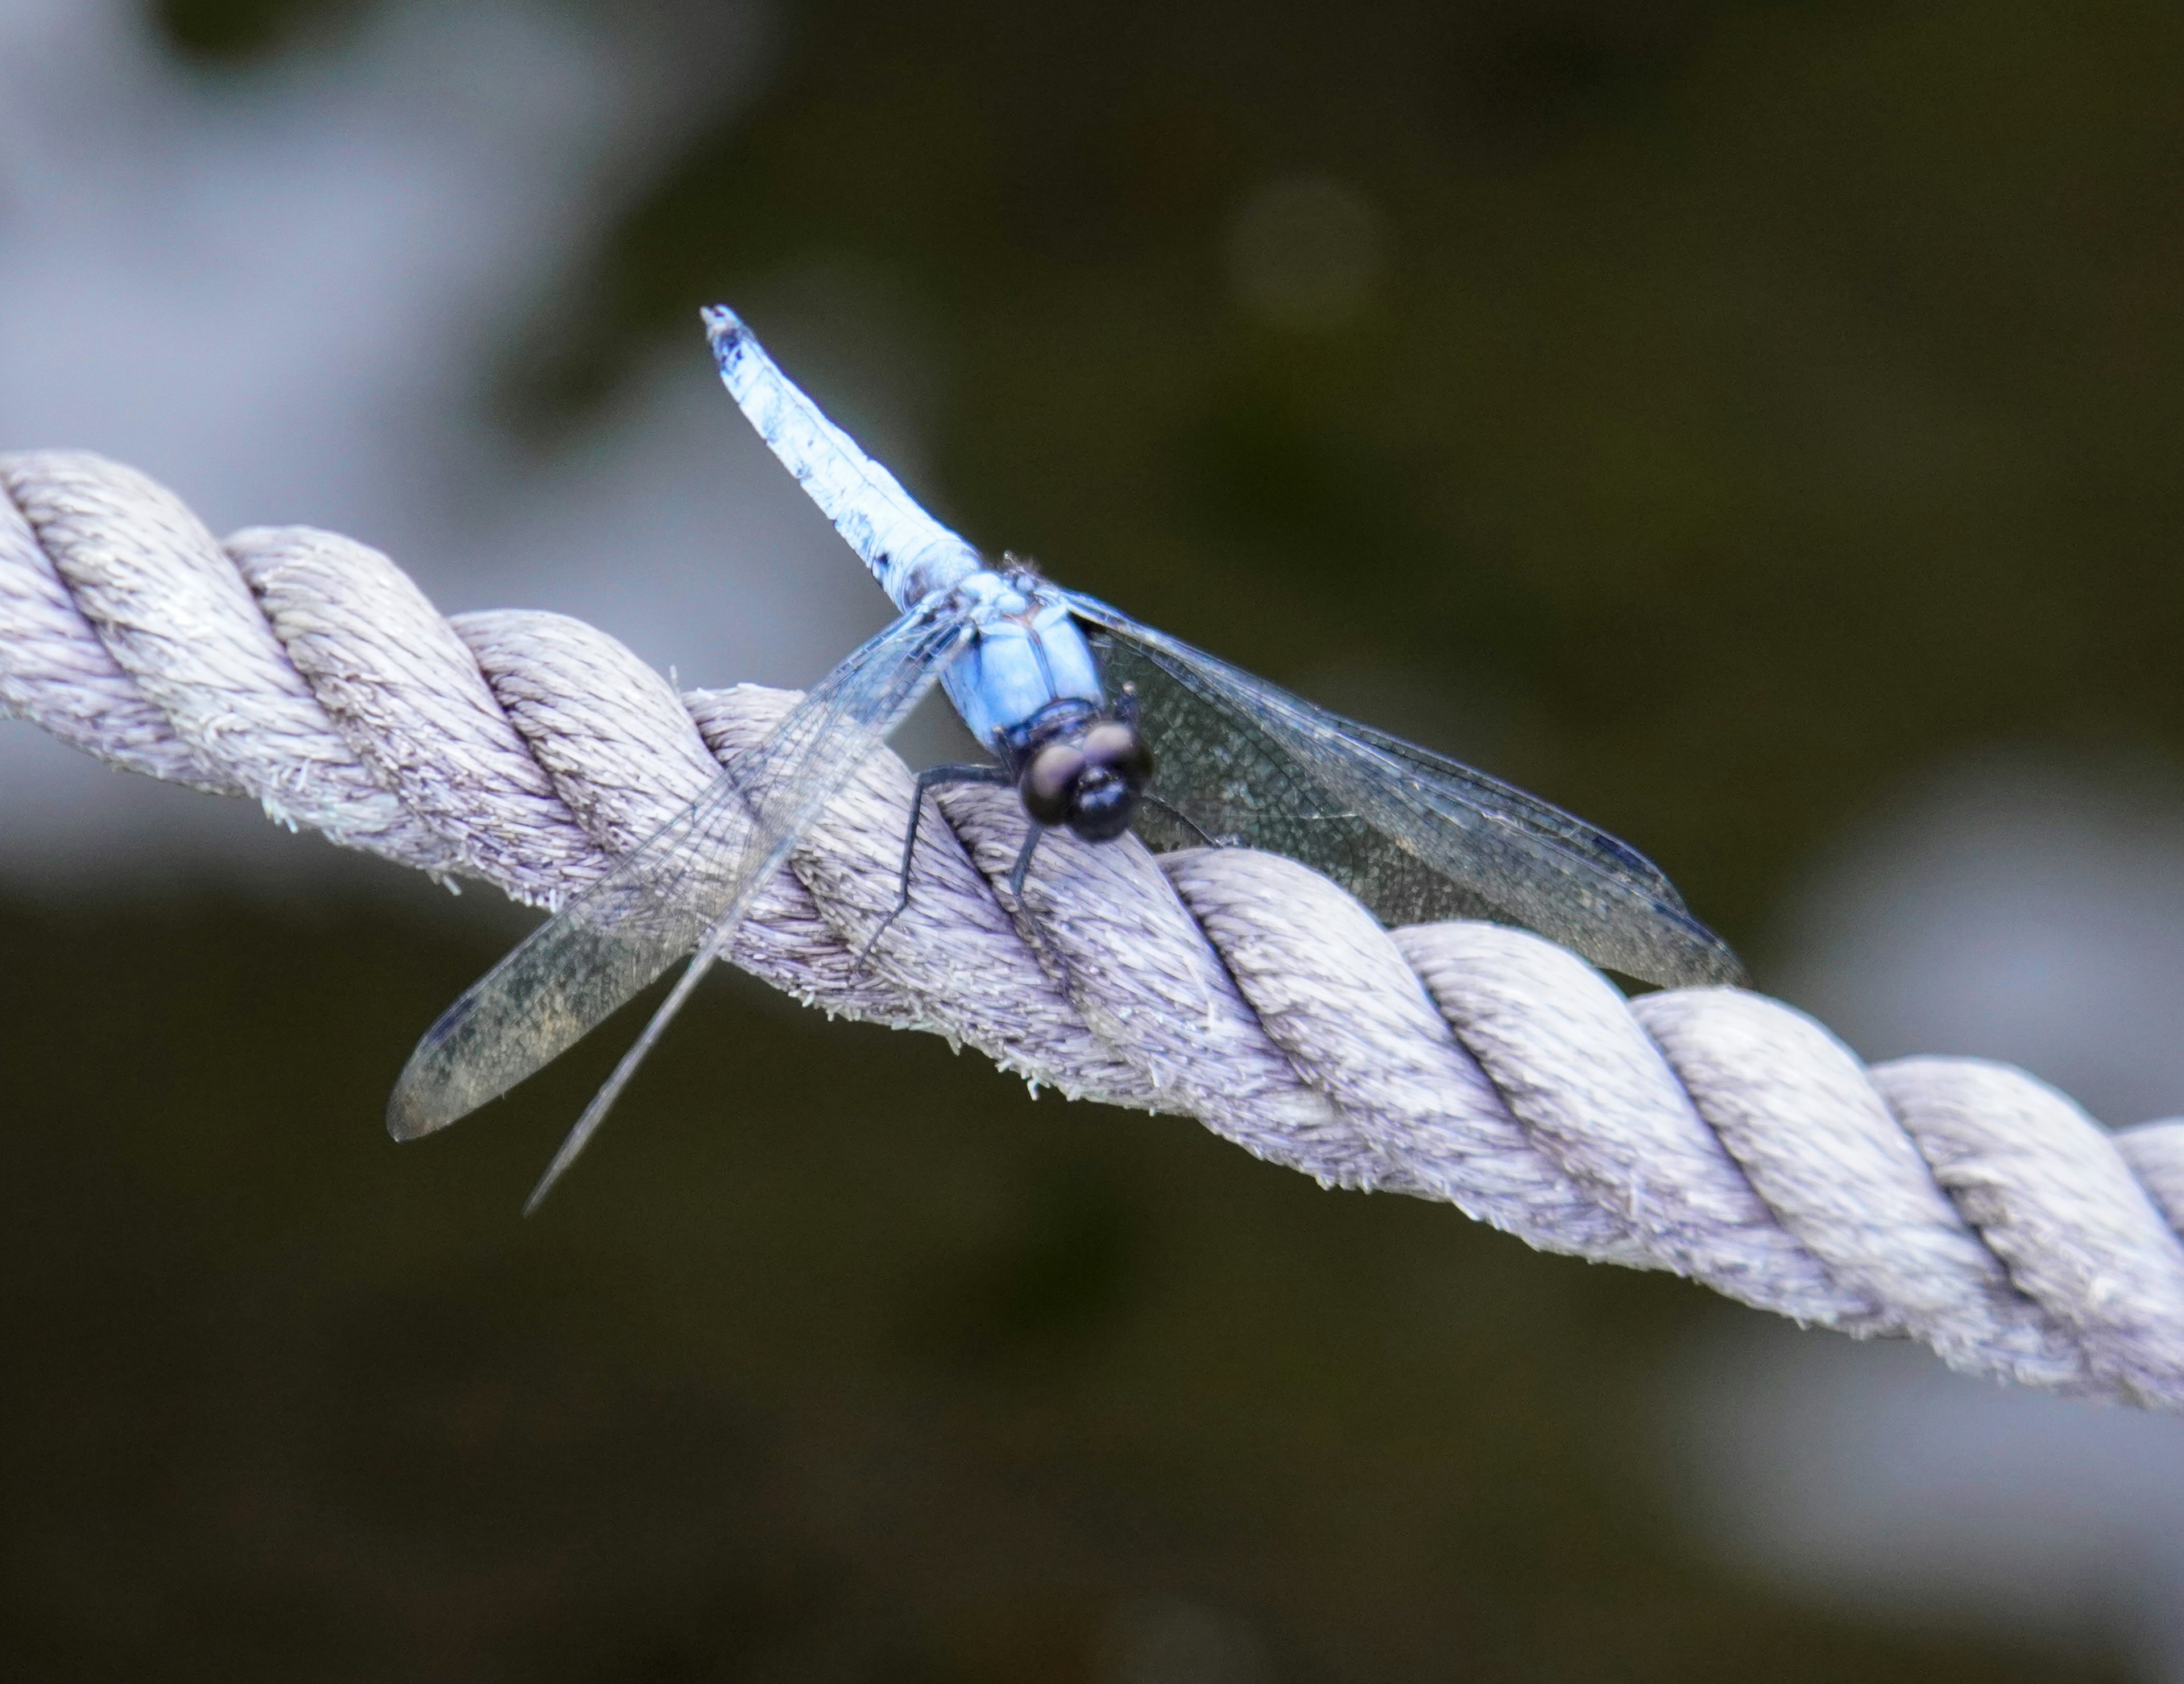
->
xmin=931 ymin=570 xmax=1152 ymax=843
xmin=940 ymin=569 xmax=1105 ymax=746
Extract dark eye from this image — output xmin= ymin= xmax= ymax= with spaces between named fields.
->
xmin=1020 ymin=742 xmax=1085 ymax=824
xmin=1078 ymin=721 xmax=1152 ymax=786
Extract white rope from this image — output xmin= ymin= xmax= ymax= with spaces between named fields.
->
xmin=8 ymin=449 xmax=2184 ymax=1410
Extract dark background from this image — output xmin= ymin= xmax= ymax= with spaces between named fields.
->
xmin=6 ymin=0 xmax=2182 ymax=1676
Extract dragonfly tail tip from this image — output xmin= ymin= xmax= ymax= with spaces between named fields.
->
xmin=699 ymin=303 xmax=746 ymax=349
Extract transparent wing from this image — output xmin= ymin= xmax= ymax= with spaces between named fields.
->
xmin=1063 ymin=589 xmax=1743 ymax=988
xmin=387 ymin=600 xmax=973 ymax=1145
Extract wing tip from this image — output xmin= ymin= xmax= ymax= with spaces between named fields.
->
xmin=385 ymin=1080 xmax=457 ymax=1142
xmin=1697 ymin=951 xmax=1752 ymax=990
xmin=1665 ymin=926 xmax=1749 ymax=991
xmin=1604 ymin=905 xmax=1747 ymax=992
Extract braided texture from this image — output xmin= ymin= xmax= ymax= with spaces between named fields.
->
xmin=7 ymin=449 xmax=2184 ymax=1408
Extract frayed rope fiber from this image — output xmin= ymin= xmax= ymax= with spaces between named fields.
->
xmin=9 ymin=448 xmax=2184 ymax=1408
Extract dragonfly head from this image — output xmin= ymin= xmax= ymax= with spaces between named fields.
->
xmin=1020 ymin=717 xmax=1152 ymax=843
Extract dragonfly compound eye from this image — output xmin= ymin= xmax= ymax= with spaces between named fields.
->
xmin=1060 ymin=721 xmax=1149 ymax=843
xmin=1021 ymin=741 xmax=1086 ymax=825
xmin=1078 ymin=721 xmax=1152 ymax=787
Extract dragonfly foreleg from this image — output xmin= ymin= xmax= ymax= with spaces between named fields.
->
xmin=853 ymin=762 xmax=1015 ymax=972
xmin=1137 ymin=791 xmax=1217 ymax=847
xmin=1007 ymin=821 xmax=1048 ymax=905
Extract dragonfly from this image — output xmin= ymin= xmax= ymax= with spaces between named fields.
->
xmin=387 ymin=304 xmax=1742 ymax=1208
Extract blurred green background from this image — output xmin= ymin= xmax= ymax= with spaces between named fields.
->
xmin=7 ymin=0 xmax=2182 ymax=1676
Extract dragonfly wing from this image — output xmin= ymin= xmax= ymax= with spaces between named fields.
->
xmin=1328 ymin=718 xmax=1691 ymax=913
xmin=387 ymin=773 xmax=746 ymax=1141
xmin=704 ymin=306 xmax=984 ymax=612
xmin=388 ymin=599 xmax=974 ymax=1142
xmin=1063 ymin=589 xmax=1742 ymax=989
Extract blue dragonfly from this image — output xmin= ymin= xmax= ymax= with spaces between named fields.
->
xmin=388 ymin=306 xmax=1742 ymax=1206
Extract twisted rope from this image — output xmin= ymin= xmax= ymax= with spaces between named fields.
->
xmin=7 ymin=450 xmax=2184 ymax=1409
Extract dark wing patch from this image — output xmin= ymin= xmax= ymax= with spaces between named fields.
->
xmin=1070 ymin=590 xmax=1741 ymax=989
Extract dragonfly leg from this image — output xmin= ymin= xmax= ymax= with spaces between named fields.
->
xmin=853 ymin=762 xmax=1014 ymax=972
xmin=1138 ymin=791 xmax=1217 ymax=847
xmin=1007 ymin=822 xmax=1047 ymax=904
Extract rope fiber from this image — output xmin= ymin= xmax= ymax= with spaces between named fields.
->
xmin=7 ymin=448 xmax=2184 ymax=1408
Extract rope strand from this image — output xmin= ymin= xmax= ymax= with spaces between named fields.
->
xmin=8 ymin=448 xmax=2184 ymax=1407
